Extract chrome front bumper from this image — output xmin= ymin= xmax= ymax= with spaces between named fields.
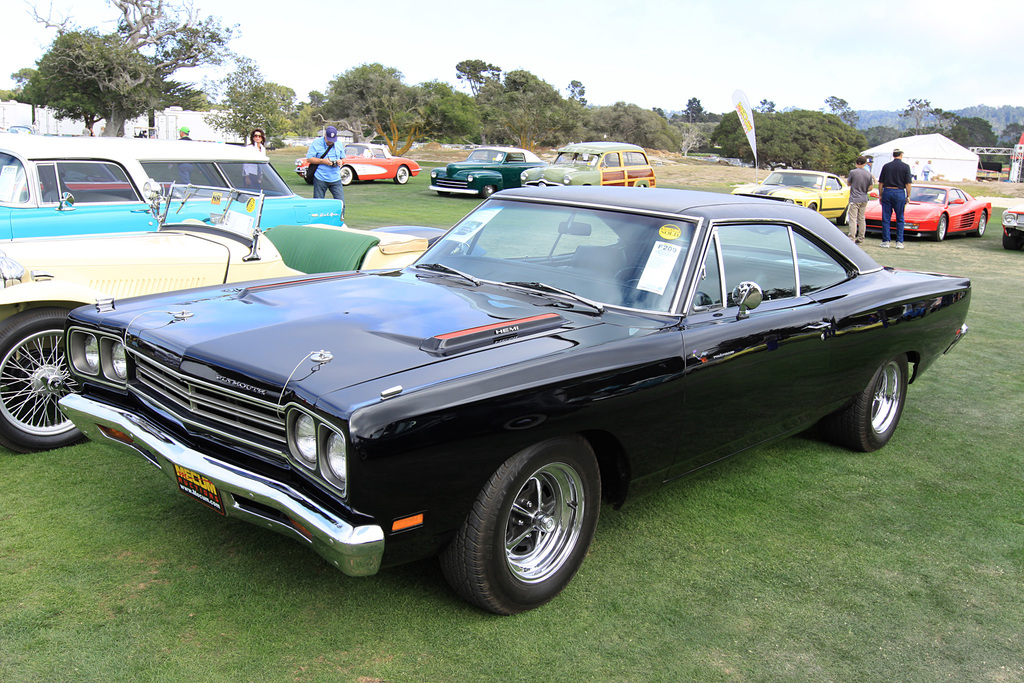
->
xmin=58 ymin=393 xmax=384 ymax=577
xmin=427 ymin=183 xmax=481 ymax=195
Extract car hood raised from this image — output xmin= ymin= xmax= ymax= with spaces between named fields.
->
xmin=92 ymin=270 xmax=622 ymax=408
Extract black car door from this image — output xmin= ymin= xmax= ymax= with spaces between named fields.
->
xmin=668 ymin=221 xmax=849 ymax=479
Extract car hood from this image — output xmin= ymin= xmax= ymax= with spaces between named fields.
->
xmin=736 ymin=184 xmax=818 ymax=198
xmin=84 ymin=270 xmax=655 ymax=410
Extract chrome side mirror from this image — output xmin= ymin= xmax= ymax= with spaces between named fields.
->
xmin=732 ymin=281 xmax=763 ymax=319
xmin=57 ymin=192 xmax=75 ymax=211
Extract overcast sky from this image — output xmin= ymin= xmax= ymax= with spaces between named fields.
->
xmin=4 ymin=0 xmax=1022 ymax=116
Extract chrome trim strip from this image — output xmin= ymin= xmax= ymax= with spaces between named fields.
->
xmin=58 ymin=393 xmax=384 ymax=577
xmin=427 ymin=184 xmax=481 ymax=195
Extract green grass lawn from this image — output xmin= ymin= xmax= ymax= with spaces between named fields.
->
xmin=2 ymin=177 xmax=1022 ymax=682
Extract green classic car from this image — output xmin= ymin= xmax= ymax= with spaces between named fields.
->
xmin=521 ymin=142 xmax=657 ymax=188
xmin=731 ymin=170 xmax=850 ymax=222
xmin=429 ymin=147 xmax=545 ymax=197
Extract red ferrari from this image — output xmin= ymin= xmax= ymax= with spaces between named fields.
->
xmin=865 ymin=184 xmax=990 ymax=241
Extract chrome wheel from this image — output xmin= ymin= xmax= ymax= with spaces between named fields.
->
xmin=504 ymin=462 xmax=585 ymax=583
xmin=870 ymin=360 xmax=903 ymax=435
xmin=0 ymin=308 xmax=81 ymax=452
xmin=934 ymin=214 xmax=947 ymax=241
xmin=974 ymin=212 xmax=987 ymax=237
xmin=394 ymin=166 xmax=410 ymax=184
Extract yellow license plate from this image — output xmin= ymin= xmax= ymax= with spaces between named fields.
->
xmin=173 ymin=463 xmax=225 ymax=515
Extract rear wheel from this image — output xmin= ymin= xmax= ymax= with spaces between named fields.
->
xmin=440 ymin=436 xmax=600 ymax=614
xmin=820 ymin=355 xmax=908 ymax=452
xmin=480 ymin=185 xmax=497 ymax=198
xmin=933 ymin=214 xmax=948 ymax=241
xmin=808 ymin=203 xmax=818 ymax=212
xmin=340 ymin=166 xmax=354 ymax=186
xmin=0 ymin=308 xmax=82 ymax=453
xmin=972 ymin=211 xmax=987 ymax=237
xmin=393 ymin=165 xmax=410 ymax=184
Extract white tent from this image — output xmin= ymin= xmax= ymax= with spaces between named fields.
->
xmin=862 ymin=133 xmax=978 ymax=182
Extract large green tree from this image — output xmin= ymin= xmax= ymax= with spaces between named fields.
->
xmin=323 ymin=63 xmax=425 ymax=154
xmin=205 ymin=57 xmax=294 ymax=143
xmin=824 ymin=96 xmax=859 ymax=127
xmin=948 ymin=116 xmax=997 ymax=148
xmin=26 ymin=0 xmax=234 ymax=136
xmin=419 ymin=80 xmax=480 ymax=143
xmin=587 ymin=102 xmax=681 ymax=151
xmin=477 ymin=70 xmax=576 ymax=149
xmin=712 ymin=110 xmax=866 ymax=174
xmin=455 ymin=59 xmax=502 ymax=97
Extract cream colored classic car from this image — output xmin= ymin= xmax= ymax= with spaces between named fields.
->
xmin=0 ymin=185 xmax=435 ymax=453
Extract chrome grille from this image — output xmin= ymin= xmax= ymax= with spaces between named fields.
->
xmin=432 ymin=178 xmax=469 ymax=189
xmin=132 ymin=353 xmax=287 ymax=453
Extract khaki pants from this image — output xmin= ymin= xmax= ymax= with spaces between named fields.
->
xmin=847 ymin=201 xmax=867 ymax=240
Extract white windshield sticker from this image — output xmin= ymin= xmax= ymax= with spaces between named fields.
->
xmin=221 ymin=208 xmax=254 ymax=233
xmin=448 ymin=207 xmax=501 ymax=244
xmin=637 ymin=241 xmax=682 ymax=295
xmin=0 ymin=165 xmax=20 ymax=202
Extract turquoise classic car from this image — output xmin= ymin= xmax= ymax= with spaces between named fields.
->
xmin=0 ymin=134 xmax=343 ymax=239
xmin=429 ymin=147 xmax=545 ymax=197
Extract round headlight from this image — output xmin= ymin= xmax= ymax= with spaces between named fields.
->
xmin=325 ymin=431 xmax=347 ymax=484
xmin=83 ymin=334 xmax=100 ymax=373
xmin=430 ymin=169 xmax=438 ymax=178
xmin=466 ymin=174 xmax=474 ymax=182
xmin=111 ymin=342 xmax=128 ymax=380
xmin=1004 ymin=213 xmax=1019 ymax=226
xmin=562 ymin=174 xmax=572 ymax=185
xmin=293 ymin=413 xmax=317 ymax=467
xmin=520 ymin=171 xmax=528 ymax=181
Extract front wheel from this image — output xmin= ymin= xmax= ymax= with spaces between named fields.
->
xmin=393 ymin=165 xmax=410 ymax=184
xmin=1003 ymin=230 xmax=1024 ymax=250
xmin=820 ymin=355 xmax=908 ymax=452
xmin=0 ymin=307 xmax=82 ymax=453
xmin=480 ymin=185 xmax=497 ymax=198
xmin=933 ymin=214 xmax=948 ymax=242
xmin=340 ymin=166 xmax=354 ymax=186
xmin=440 ymin=436 xmax=600 ymax=614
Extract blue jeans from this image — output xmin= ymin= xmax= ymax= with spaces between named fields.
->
xmin=880 ymin=187 xmax=906 ymax=243
xmin=313 ymin=176 xmax=344 ymax=203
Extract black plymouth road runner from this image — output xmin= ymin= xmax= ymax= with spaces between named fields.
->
xmin=58 ymin=187 xmax=971 ymax=614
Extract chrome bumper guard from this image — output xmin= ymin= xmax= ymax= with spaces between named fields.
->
xmin=58 ymin=393 xmax=385 ymax=577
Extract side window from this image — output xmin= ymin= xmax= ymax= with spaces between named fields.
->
xmin=37 ymin=163 xmax=59 ymax=203
xmin=601 ymin=153 xmax=621 ymax=168
xmin=0 ymin=154 xmax=30 ymax=204
xmin=624 ymin=151 xmax=649 ymax=167
xmin=718 ymin=224 xmax=796 ymax=304
xmin=691 ymin=234 xmax=723 ymax=311
xmin=55 ymin=161 xmax=139 ymax=203
xmin=506 ymin=153 xmax=525 ymax=163
xmin=794 ymin=232 xmax=849 ymax=294
xmin=950 ymin=189 xmax=966 ymax=202
xmin=825 ymin=176 xmax=841 ymax=191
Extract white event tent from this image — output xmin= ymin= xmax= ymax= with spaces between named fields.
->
xmin=862 ymin=133 xmax=979 ymax=182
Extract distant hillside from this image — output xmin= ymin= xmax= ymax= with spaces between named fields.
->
xmin=857 ymin=105 xmax=1024 ymax=133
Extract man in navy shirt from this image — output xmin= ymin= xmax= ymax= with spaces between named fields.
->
xmin=877 ymin=149 xmax=913 ymax=249
xmin=306 ymin=126 xmax=345 ymax=203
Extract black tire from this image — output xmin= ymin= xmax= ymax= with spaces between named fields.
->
xmin=820 ymin=355 xmax=908 ymax=452
xmin=808 ymin=203 xmax=818 ymax=212
xmin=0 ymin=307 xmax=82 ymax=453
xmin=972 ymin=211 xmax=987 ymax=237
xmin=302 ymin=173 xmax=313 ymax=186
xmin=836 ymin=206 xmax=849 ymax=225
xmin=933 ymin=214 xmax=948 ymax=242
xmin=340 ymin=166 xmax=354 ymax=186
xmin=1003 ymin=230 xmax=1024 ymax=250
xmin=480 ymin=185 xmax=497 ymax=198
xmin=440 ymin=436 xmax=600 ymax=614
xmin=393 ymin=165 xmax=411 ymax=185
xmin=436 ymin=191 xmax=450 ymax=197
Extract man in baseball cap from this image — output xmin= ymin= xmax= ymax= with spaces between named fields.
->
xmin=305 ymin=126 xmax=345 ymax=202
xmin=178 ymin=126 xmax=192 ymax=140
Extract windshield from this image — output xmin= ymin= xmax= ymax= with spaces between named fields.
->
xmin=159 ymin=184 xmax=265 ymax=234
xmin=141 ymin=161 xmax=293 ymax=197
xmin=418 ymin=199 xmax=695 ymax=313
xmin=553 ymin=152 xmax=599 ymax=167
xmin=910 ymin=186 xmax=947 ymax=203
xmin=466 ymin=149 xmax=506 ymax=163
xmin=763 ymin=172 xmax=823 ymax=190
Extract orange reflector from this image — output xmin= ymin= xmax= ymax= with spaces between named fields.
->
xmin=290 ymin=518 xmax=313 ymax=540
xmin=392 ymin=514 xmax=424 ymax=532
xmin=98 ymin=425 xmax=134 ymax=444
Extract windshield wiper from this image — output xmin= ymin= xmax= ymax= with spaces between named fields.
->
xmin=416 ymin=263 xmax=481 ymax=286
xmin=503 ymin=281 xmax=605 ymax=314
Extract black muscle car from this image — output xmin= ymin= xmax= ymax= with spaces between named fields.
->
xmin=58 ymin=187 xmax=971 ymax=615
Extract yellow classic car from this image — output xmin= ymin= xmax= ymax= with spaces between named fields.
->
xmin=731 ymin=170 xmax=850 ymax=221
xmin=0 ymin=185 xmax=435 ymax=454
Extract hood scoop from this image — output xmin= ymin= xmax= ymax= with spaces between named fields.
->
xmin=420 ymin=313 xmax=567 ymax=356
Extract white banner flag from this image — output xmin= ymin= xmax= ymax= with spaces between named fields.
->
xmin=731 ymin=90 xmax=757 ymax=165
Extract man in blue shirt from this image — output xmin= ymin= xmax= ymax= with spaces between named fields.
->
xmin=877 ymin=149 xmax=913 ymax=249
xmin=306 ymin=126 xmax=345 ymax=203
